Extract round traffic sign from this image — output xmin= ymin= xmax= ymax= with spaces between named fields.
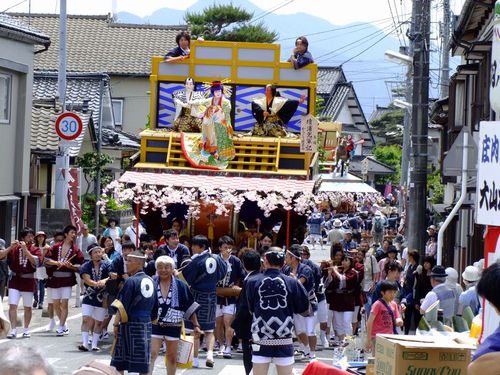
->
xmin=55 ymin=112 xmax=83 ymax=141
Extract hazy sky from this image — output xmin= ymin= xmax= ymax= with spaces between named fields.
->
xmin=4 ymin=0 xmax=467 ymax=26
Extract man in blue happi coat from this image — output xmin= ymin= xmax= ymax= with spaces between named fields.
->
xmin=180 ymin=235 xmax=227 ymax=368
xmin=110 ymin=249 xmax=156 ymax=375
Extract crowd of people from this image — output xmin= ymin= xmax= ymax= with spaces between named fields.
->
xmin=0 ymin=209 xmax=490 ymax=375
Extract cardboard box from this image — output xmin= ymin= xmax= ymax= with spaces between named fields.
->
xmin=374 ymin=334 xmax=475 ymax=375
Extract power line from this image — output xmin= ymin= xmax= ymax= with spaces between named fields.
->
xmin=340 ymin=23 xmax=403 ymax=66
xmin=315 ymin=22 xmax=397 ymax=62
xmin=277 ymin=13 xmax=411 ymax=41
xmin=249 ymin=0 xmax=295 ymax=24
xmin=1 ymin=0 xmax=26 ymax=13
xmin=387 ymin=0 xmax=404 ymax=46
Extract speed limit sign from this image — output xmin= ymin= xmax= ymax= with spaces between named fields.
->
xmin=55 ymin=112 xmax=83 ymax=141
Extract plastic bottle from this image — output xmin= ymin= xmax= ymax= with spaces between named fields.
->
xmin=366 ymin=357 xmax=375 ymax=375
xmin=470 ymin=313 xmax=483 ymax=340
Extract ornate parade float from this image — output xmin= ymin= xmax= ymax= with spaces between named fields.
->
xmin=100 ymin=40 xmax=379 ymax=246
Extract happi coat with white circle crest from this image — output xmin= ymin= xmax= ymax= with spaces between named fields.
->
xmin=110 ymin=271 xmax=157 ymax=374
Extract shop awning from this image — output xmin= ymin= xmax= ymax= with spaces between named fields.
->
xmin=119 ymin=171 xmax=315 ymax=194
xmin=316 ymin=174 xmax=378 ymax=194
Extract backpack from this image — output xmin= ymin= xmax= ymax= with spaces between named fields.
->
xmin=373 ymin=217 xmax=384 ymax=233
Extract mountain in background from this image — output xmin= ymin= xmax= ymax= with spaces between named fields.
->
xmin=117 ymin=0 xmax=409 ymax=116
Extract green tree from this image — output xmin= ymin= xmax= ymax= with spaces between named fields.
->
xmin=372 ymin=145 xmax=402 ymax=184
xmin=427 ymin=169 xmax=444 ymax=204
xmin=369 ymin=108 xmax=405 ymax=146
xmin=185 ymin=4 xmax=278 ymax=43
xmin=75 ymin=152 xmax=113 ymax=195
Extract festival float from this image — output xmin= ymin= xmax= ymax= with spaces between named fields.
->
xmin=99 ymin=40 xmax=381 ymax=246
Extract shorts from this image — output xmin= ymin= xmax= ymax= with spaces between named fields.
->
xmin=82 ymin=304 xmax=107 ymax=321
xmin=293 ymin=314 xmax=316 ymax=336
xmin=328 ymin=309 xmax=334 ymax=328
xmin=252 ymin=355 xmax=294 ymax=366
xmin=216 ymin=304 xmax=236 ymax=318
xmin=316 ymin=299 xmax=328 ymax=324
xmin=152 ymin=334 xmax=179 ymax=341
xmin=351 ymin=306 xmax=361 ymax=324
xmin=152 ymin=324 xmax=181 ymax=340
xmin=50 ymin=286 xmax=72 ymax=300
xmin=8 ymin=288 xmax=34 ymax=308
xmin=46 ymin=287 xmax=53 ymax=304
xmin=332 ymin=310 xmax=353 ymax=336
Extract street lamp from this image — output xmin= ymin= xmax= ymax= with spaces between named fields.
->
xmin=393 ymin=99 xmax=412 ymax=110
xmin=384 ymin=50 xmax=413 ymax=65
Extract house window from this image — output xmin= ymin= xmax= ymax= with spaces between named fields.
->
xmin=112 ymin=99 xmax=124 ymax=126
xmin=0 ymin=74 xmax=11 ymax=124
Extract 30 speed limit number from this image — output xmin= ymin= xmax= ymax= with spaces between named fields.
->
xmin=55 ymin=112 xmax=83 ymax=141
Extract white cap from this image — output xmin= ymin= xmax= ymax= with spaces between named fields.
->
xmin=462 ymin=265 xmax=481 ymax=282
xmin=445 ymin=267 xmax=458 ymax=282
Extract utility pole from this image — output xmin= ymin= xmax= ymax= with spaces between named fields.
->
xmin=94 ymin=77 xmax=107 ymax=237
xmin=441 ymin=0 xmax=451 ymax=98
xmin=54 ymin=0 xmax=68 ymax=209
xmin=400 ymin=0 xmax=418 ymax=196
xmin=408 ymin=0 xmax=431 ymax=253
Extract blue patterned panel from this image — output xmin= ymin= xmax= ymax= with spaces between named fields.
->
xmin=234 ymin=85 xmax=309 ymax=132
xmin=279 ymin=87 xmax=309 ymax=132
xmin=191 ymin=289 xmax=217 ymax=331
xmin=111 ymin=321 xmax=152 ymax=373
xmin=157 ymin=82 xmax=184 ymax=128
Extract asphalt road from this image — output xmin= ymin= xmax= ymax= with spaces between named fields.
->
xmin=0 ymin=245 xmax=334 ymax=374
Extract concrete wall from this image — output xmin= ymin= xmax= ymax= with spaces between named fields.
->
xmin=109 ymin=76 xmax=150 ymax=136
xmin=0 ymin=38 xmax=34 ymax=196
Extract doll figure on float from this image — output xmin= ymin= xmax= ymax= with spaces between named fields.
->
xmin=181 ymin=80 xmax=235 ymax=170
xmin=251 ymin=84 xmax=305 ymax=137
xmin=171 ymin=77 xmax=205 ymax=132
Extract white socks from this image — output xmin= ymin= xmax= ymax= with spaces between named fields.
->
xmin=82 ymin=331 xmax=89 ymax=347
xmin=92 ymin=332 xmax=100 ymax=348
xmin=206 ymin=350 xmax=214 ymax=361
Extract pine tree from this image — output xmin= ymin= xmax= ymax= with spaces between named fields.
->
xmin=185 ymin=4 xmax=278 ymax=43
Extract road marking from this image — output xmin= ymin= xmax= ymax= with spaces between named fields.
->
xmin=0 ymin=312 xmax=82 ymax=344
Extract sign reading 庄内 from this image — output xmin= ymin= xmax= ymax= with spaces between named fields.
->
xmin=476 ymin=121 xmax=500 ymax=225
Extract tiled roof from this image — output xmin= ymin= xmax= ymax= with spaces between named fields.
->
xmin=9 ymin=13 xmax=187 ymax=75
xmin=102 ymin=128 xmax=140 ymax=149
xmin=321 ymin=82 xmax=375 ymax=147
xmin=368 ymin=105 xmax=394 ymax=122
xmin=31 ymin=72 xmax=139 ymax=156
xmin=350 ymin=155 xmax=395 ymax=175
xmin=321 ymin=83 xmax=351 ymax=119
xmin=317 ymin=66 xmax=345 ymax=96
xmin=0 ymin=13 xmax=50 ymax=45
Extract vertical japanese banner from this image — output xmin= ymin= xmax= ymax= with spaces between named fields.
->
xmin=66 ymin=168 xmax=84 ymax=234
xmin=300 ymin=114 xmax=318 ymax=153
xmin=480 ymin=226 xmax=500 ymax=342
xmin=476 ymin=121 xmax=500 ymax=225
xmin=476 ymin=121 xmax=500 ymax=342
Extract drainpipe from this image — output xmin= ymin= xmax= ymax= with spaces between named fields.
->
xmin=437 ymin=131 xmax=468 ymax=265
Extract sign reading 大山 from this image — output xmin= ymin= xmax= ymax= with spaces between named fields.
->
xmin=476 ymin=121 xmax=500 ymax=225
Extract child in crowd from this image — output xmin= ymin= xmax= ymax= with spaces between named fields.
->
xmin=366 ymin=280 xmax=403 ymax=352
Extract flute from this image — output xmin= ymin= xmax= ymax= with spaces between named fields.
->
xmin=57 ymin=254 xmax=77 ymax=270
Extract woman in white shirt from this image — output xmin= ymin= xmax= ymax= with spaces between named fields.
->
xmin=102 ymin=218 xmax=122 ymax=253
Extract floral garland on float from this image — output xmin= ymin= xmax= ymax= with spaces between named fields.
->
xmin=97 ymin=180 xmax=382 ymax=219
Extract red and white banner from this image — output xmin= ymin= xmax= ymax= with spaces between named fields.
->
xmin=65 ymin=168 xmax=84 ymax=235
xmin=480 ymin=226 xmax=500 ymax=343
